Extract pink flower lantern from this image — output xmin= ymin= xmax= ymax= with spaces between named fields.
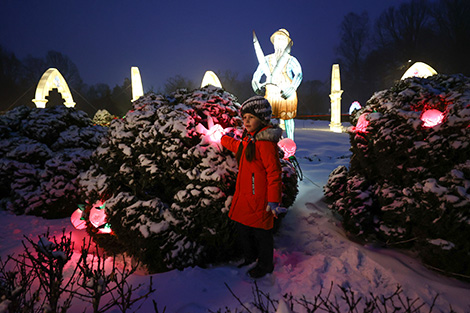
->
xmin=352 ymin=113 xmax=369 ymax=133
xmin=71 ymin=205 xmax=87 ymax=230
xmin=195 ymin=114 xmax=225 ymax=143
xmin=278 ymin=138 xmax=296 ymax=159
xmin=89 ymin=200 xmax=107 ymax=228
xmin=421 ymin=109 xmax=444 ymax=128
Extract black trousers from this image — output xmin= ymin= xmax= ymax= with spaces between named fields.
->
xmin=235 ymin=222 xmax=273 ymax=269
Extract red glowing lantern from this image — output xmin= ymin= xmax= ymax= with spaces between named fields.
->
xmin=352 ymin=113 xmax=369 ymax=133
xmin=278 ymin=138 xmax=296 ymax=159
xmin=421 ymin=109 xmax=444 ymax=128
xmin=89 ymin=200 xmax=107 ymax=228
xmin=71 ymin=205 xmax=87 ymax=230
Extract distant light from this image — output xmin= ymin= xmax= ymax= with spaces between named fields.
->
xmin=421 ymin=109 xmax=444 ymax=128
xmin=349 ymin=101 xmax=361 ymax=115
xmin=278 ymin=138 xmax=296 ymax=159
xmin=131 ymin=67 xmax=144 ymax=102
xmin=32 ymin=68 xmax=76 ymax=108
xmin=201 ymin=71 xmax=222 ymax=88
xmin=401 ymin=62 xmax=437 ymax=80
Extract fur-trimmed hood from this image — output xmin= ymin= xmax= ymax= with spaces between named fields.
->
xmin=255 ymin=125 xmax=283 ymax=142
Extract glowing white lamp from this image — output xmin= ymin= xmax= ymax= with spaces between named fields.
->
xmin=131 ymin=67 xmax=144 ymax=102
xmin=201 ymin=71 xmax=223 ymax=88
xmin=329 ymin=64 xmax=343 ymax=133
xmin=421 ymin=109 xmax=444 ymax=128
xmin=401 ymin=62 xmax=437 ymax=80
xmin=349 ymin=101 xmax=361 ymax=115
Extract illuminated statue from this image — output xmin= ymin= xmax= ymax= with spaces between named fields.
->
xmin=252 ymin=29 xmax=302 ymax=140
xmin=329 ymin=64 xmax=343 ymax=133
xmin=131 ymin=67 xmax=144 ymax=102
xmin=32 ymin=68 xmax=75 ymax=108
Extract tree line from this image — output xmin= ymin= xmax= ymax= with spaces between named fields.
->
xmin=336 ymin=0 xmax=470 ymax=108
xmin=1 ymin=0 xmax=469 ymax=117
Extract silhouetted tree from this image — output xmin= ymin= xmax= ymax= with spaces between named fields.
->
xmin=431 ymin=0 xmax=470 ymax=75
xmin=336 ymin=12 xmax=372 ymax=106
xmin=163 ymin=74 xmax=196 ymax=94
xmin=110 ymin=78 xmax=132 ymax=117
xmin=297 ymin=80 xmax=329 ymax=115
xmin=0 ymin=46 xmax=24 ymax=112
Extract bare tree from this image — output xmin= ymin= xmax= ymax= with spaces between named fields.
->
xmin=337 ymin=11 xmax=370 ymax=75
xmin=374 ymin=0 xmax=432 ymax=59
xmin=431 ymin=0 xmax=470 ymax=74
xmin=163 ymin=74 xmax=196 ymax=94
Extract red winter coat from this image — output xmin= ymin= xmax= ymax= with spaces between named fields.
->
xmin=221 ymin=126 xmax=282 ymax=230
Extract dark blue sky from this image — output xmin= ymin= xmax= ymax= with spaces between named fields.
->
xmin=1 ymin=0 xmax=407 ymax=91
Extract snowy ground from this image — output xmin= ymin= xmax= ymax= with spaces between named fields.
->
xmin=1 ymin=120 xmax=469 ymax=312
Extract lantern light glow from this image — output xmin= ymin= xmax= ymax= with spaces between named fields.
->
xmin=352 ymin=113 xmax=369 ymax=133
xmin=421 ymin=109 xmax=444 ymax=128
xmin=89 ymin=200 xmax=107 ymax=228
xmin=71 ymin=208 xmax=87 ymax=230
xmin=278 ymin=138 xmax=296 ymax=159
xmin=349 ymin=101 xmax=361 ymax=115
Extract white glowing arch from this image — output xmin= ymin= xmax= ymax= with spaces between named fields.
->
xmin=131 ymin=66 xmax=144 ymax=102
xmin=201 ymin=71 xmax=222 ymax=88
xmin=32 ymin=68 xmax=75 ymax=108
xmin=401 ymin=62 xmax=437 ymax=80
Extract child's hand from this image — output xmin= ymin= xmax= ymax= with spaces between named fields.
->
xmin=266 ymin=202 xmax=287 ymax=218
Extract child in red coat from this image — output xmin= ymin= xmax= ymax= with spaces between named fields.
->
xmin=221 ymin=96 xmax=285 ymax=278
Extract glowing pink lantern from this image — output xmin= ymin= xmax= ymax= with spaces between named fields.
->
xmin=89 ymin=200 xmax=107 ymax=228
xmin=195 ymin=113 xmax=225 ymax=143
xmin=71 ymin=208 xmax=87 ymax=230
xmin=207 ymin=124 xmax=224 ymax=142
xmin=421 ymin=109 xmax=444 ymax=128
xmin=352 ymin=113 xmax=369 ymax=133
xmin=278 ymin=138 xmax=296 ymax=159
xmin=98 ymin=223 xmax=112 ymax=234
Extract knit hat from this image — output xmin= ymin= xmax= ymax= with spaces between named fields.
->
xmin=240 ymin=96 xmax=272 ymax=124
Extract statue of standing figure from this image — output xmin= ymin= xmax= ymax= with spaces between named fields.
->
xmin=252 ymin=28 xmax=302 ymax=141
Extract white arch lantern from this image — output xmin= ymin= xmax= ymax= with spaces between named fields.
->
xmin=131 ymin=66 xmax=144 ymax=102
xmin=201 ymin=71 xmax=222 ymax=88
xmin=32 ymin=68 xmax=75 ymax=108
xmin=401 ymin=62 xmax=437 ymax=80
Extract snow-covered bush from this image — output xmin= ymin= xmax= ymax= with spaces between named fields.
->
xmin=324 ymin=74 xmax=470 ymax=278
xmin=0 ymin=105 xmax=107 ymax=218
xmin=78 ymin=86 xmax=298 ymax=273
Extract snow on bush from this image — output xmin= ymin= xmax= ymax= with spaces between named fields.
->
xmin=0 ymin=105 xmax=107 ymax=218
xmin=78 ymin=86 xmax=298 ymax=273
xmin=324 ymin=74 xmax=470 ymax=278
